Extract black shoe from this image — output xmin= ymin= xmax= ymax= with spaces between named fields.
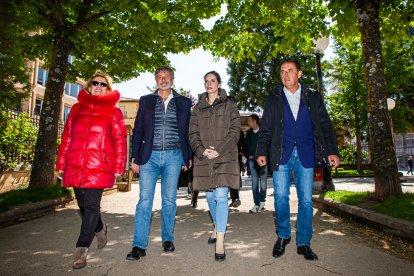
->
xmin=126 ymin=246 xmax=146 ymax=261
xmin=215 ymin=246 xmax=226 ymax=261
xmin=297 ymin=245 xmax=318 ymax=261
xmin=162 ymin=241 xmax=175 ymax=252
xmin=208 ymin=236 xmax=217 ymax=244
xmin=272 ymin=237 xmax=291 ymax=258
xmin=229 ymin=201 xmax=235 ymax=207
xmin=215 ymin=251 xmax=226 ymax=261
xmin=233 ymin=199 xmax=241 ymax=208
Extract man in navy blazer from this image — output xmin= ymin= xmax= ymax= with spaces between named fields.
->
xmin=127 ymin=66 xmax=192 ymax=261
xmin=257 ymin=60 xmax=340 ymax=261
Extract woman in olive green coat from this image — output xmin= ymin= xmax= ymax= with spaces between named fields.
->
xmin=189 ymin=71 xmax=240 ymax=261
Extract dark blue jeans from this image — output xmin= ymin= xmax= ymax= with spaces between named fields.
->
xmin=249 ymin=159 xmax=268 ymax=206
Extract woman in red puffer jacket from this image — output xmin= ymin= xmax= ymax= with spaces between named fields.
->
xmin=56 ymin=70 xmax=127 ymax=269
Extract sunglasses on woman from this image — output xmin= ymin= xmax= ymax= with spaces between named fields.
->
xmin=91 ymin=80 xmax=108 ymax=88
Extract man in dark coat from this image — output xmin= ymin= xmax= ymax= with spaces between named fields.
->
xmin=256 ymin=59 xmax=340 ymax=261
xmin=408 ymin=155 xmax=413 ymax=175
xmin=246 ymin=113 xmax=268 ymax=213
xmin=127 ymin=66 xmax=192 ymax=260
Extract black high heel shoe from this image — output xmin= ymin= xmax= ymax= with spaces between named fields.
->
xmin=208 ymin=236 xmax=217 ymax=244
xmin=215 ymin=248 xmax=226 ymax=261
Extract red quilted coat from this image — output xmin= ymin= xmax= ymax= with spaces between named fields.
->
xmin=56 ymin=89 xmax=127 ymax=189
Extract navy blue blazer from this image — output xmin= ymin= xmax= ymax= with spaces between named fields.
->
xmin=131 ymin=91 xmax=192 ymax=166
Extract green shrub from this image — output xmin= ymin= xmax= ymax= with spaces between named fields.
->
xmin=333 ymin=169 xmax=374 ymax=177
xmin=324 ymin=190 xmax=371 ymax=205
xmin=372 ymin=193 xmax=414 ymax=222
xmin=0 ymin=111 xmax=38 ymax=168
xmin=0 ymin=185 xmax=73 ymax=212
xmin=324 ymin=191 xmax=414 ymax=222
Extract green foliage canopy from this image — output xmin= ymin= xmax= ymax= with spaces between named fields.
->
xmin=3 ymin=0 xmax=223 ymax=187
xmin=0 ymin=1 xmax=29 ymax=110
xmin=208 ymin=0 xmax=329 ymax=60
xmin=227 ymin=51 xmax=319 ymax=111
xmin=16 ymin=0 xmax=222 ymax=82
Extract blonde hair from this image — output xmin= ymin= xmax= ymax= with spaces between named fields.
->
xmin=85 ymin=70 xmax=113 ymax=93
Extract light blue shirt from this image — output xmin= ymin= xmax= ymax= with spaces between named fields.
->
xmin=159 ymin=90 xmax=174 ymax=111
xmin=283 ymin=84 xmax=301 ymax=121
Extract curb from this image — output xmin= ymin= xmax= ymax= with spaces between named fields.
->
xmin=0 ymin=187 xmax=118 ymax=228
xmin=0 ymin=196 xmax=74 ymax=228
xmin=313 ymin=196 xmax=414 ymax=241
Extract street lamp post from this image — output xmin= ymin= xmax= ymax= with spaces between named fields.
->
xmin=313 ymin=36 xmax=335 ymax=192
xmin=387 ymin=98 xmax=396 ymax=145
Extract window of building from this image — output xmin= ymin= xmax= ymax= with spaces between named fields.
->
xmin=119 ymin=106 xmax=126 ymax=117
xmin=70 ymin=83 xmax=80 ymax=98
xmin=64 ymin=83 xmax=81 ymax=98
xmin=68 ymin=55 xmax=75 ymax=64
xmin=63 ymin=106 xmax=71 ymax=123
xmin=64 ymin=83 xmax=70 ymax=95
xmin=37 ymin=68 xmax=44 ymax=85
xmin=34 ymin=98 xmax=43 ymax=116
xmin=37 ymin=68 xmax=48 ymax=86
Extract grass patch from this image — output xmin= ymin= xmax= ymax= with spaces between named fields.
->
xmin=324 ymin=190 xmax=372 ymax=205
xmin=0 ymin=185 xmax=73 ymax=212
xmin=324 ymin=191 xmax=414 ymax=222
xmin=332 ymin=169 xmax=374 ymax=177
xmin=372 ymin=193 xmax=414 ymax=222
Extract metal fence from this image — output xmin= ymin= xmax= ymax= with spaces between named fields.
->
xmin=339 ymin=134 xmax=414 ymax=170
xmin=1 ymin=111 xmax=64 ymax=168
xmin=395 ymin=133 xmax=414 ymax=170
xmin=8 ymin=111 xmax=64 ymax=135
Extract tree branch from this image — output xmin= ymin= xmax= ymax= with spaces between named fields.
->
xmin=74 ymin=0 xmax=94 ymax=28
xmin=76 ymin=10 xmax=111 ymax=30
xmin=34 ymin=4 xmax=56 ymax=27
xmin=73 ymin=0 xmax=110 ymax=31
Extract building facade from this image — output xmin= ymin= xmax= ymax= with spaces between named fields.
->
xmin=21 ymin=57 xmax=84 ymax=124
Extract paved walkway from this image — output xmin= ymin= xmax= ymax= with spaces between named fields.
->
xmin=0 ymin=177 xmax=413 ymax=275
xmin=331 ymin=173 xmax=414 ymax=193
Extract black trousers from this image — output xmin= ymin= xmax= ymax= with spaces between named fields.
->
xmin=229 ymin=188 xmax=239 ymax=202
xmin=230 ymin=175 xmax=243 ymax=202
xmin=74 ymin=188 xmax=104 ymax=248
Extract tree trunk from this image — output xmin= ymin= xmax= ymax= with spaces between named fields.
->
xmin=29 ymin=36 xmax=71 ymax=188
xmin=354 ymin=99 xmax=363 ymax=174
xmin=355 ymin=0 xmax=402 ymax=199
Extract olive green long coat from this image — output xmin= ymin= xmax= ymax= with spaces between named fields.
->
xmin=189 ymin=91 xmax=240 ymax=191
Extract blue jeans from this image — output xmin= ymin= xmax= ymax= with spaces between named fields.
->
xmin=206 ymin=187 xmax=229 ymax=233
xmin=272 ymin=148 xmax=314 ymax=246
xmin=249 ymin=159 xmax=268 ymax=206
xmin=132 ymin=149 xmax=182 ymax=249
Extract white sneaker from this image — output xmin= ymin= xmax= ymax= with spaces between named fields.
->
xmin=249 ymin=205 xmax=260 ymax=213
xmin=259 ymin=202 xmax=265 ymax=211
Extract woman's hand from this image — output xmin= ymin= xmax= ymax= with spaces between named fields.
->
xmin=115 ymin=173 xmax=121 ymax=177
xmin=58 ymin=170 xmax=64 ymax=175
xmin=203 ymin=146 xmax=219 ymax=159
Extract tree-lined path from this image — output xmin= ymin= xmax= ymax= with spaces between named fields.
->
xmin=1 ymin=179 xmax=413 ymax=275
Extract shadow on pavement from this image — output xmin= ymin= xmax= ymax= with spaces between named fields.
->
xmin=0 ymin=191 xmax=413 ymax=275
